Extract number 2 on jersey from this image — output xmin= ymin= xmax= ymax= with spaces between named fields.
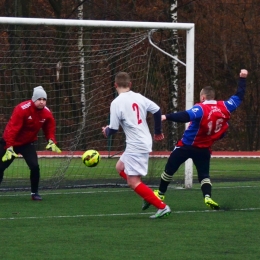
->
xmin=132 ymin=103 xmax=142 ymax=124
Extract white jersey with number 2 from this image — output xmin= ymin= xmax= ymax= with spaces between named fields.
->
xmin=109 ymin=91 xmax=159 ymax=153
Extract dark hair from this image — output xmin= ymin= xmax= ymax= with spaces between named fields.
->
xmin=201 ymin=86 xmax=215 ymax=100
xmin=115 ymin=72 xmax=131 ymax=88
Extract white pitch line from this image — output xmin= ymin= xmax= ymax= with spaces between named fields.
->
xmin=0 ymin=184 xmax=259 ymax=197
xmin=0 ymin=208 xmax=259 ymax=221
xmin=0 ymin=189 xmax=132 ymax=197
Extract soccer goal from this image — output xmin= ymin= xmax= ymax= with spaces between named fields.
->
xmin=0 ymin=17 xmax=194 ymax=190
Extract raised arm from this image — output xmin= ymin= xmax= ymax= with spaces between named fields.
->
xmin=233 ymin=69 xmax=248 ymax=100
xmin=224 ymin=69 xmax=248 ymax=113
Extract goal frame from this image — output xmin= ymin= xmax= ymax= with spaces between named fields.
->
xmin=0 ymin=17 xmax=195 ymax=188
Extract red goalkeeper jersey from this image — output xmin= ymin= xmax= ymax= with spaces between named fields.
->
xmin=3 ymin=100 xmax=57 ymax=148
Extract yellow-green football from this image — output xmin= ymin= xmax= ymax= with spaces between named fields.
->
xmin=82 ymin=150 xmax=100 ymax=167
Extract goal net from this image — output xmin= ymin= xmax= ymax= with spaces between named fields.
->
xmin=0 ymin=17 xmax=194 ymax=191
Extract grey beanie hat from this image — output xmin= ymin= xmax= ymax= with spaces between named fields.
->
xmin=32 ymin=86 xmax=47 ymax=102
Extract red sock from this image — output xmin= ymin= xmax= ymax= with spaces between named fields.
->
xmin=119 ymin=171 xmax=127 ymax=180
xmin=134 ymin=182 xmax=166 ymax=209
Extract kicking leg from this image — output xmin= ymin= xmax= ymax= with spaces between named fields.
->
xmin=128 ymin=176 xmax=171 ymax=219
xmin=193 ymin=148 xmax=220 ymax=210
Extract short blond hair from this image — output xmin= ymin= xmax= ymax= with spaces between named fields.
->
xmin=200 ymin=86 xmax=215 ymax=100
xmin=115 ymin=72 xmax=131 ymax=88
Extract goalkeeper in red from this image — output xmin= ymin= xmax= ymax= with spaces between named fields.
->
xmin=142 ymin=69 xmax=248 ymax=211
xmin=102 ymin=72 xmax=171 ymax=219
xmin=0 ymin=86 xmax=61 ymax=200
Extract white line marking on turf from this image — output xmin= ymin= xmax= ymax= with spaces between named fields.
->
xmin=0 ymin=184 xmax=259 ymax=197
xmin=0 ymin=189 xmax=132 ymax=197
xmin=0 ymin=208 xmax=259 ymax=221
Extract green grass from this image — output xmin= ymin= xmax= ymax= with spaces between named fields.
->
xmin=0 ymin=182 xmax=260 ymax=260
xmin=0 ymin=158 xmax=259 ymax=259
xmin=3 ymin=157 xmax=260 ymax=181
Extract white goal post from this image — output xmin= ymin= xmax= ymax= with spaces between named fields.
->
xmin=0 ymin=17 xmax=194 ymax=189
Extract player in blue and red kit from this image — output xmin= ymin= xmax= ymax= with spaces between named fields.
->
xmin=142 ymin=69 xmax=248 ymax=210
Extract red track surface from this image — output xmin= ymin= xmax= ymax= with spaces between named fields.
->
xmin=211 ymin=151 xmax=260 ymax=158
xmin=36 ymin=151 xmax=260 ymax=158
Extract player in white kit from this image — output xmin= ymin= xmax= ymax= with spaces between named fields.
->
xmin=102 ymin=72 xmax=171 ymax=219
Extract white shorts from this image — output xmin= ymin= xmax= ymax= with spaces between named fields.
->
xmin=120 ymin=152 xmax=149 ymax=176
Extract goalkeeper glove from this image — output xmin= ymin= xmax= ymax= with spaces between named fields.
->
xmin=2 ymin=146 xmax=18 ymax=162
xmin=46 ymin=140 xmax=61 ymax=153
